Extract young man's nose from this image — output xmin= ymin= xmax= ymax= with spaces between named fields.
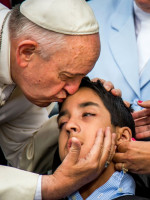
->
xmin=66 ymin=120 xmax=80 ymax=135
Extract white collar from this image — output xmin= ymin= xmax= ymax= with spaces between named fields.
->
xmin=134 ymin=2 xmax=150 ymax=34
xmin=133 ymin=2 xmax=150 ymax=74
xmin=0 ymin=4 xmax=14 ymax=85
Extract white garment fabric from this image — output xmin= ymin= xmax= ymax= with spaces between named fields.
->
xmin=34 ymin=176 xmax=42 ymax=200
xmin=0 ymin=3 xmax=15 ymax=107
xmin=134 ymin=2 xmax=150 ymax=75
xmin=0 ymin=5 xmax=12 ymax=84
xmin=0 ymin=15 xmax=49 ymax=165
xmin=20 ymin=0 xmax=99 ymax=35
xmin=0 ymin=4 xmax=46 ymax=199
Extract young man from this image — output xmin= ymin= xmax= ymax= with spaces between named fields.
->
xmin=57 ymin=77 xmax=137 ymax=200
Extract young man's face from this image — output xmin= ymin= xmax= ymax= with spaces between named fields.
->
xmin=58 ymin=87 xmax=116 ymax=161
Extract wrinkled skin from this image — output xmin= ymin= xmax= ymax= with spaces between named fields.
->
xmin=11 ymin=34 xmax=100 ymax=107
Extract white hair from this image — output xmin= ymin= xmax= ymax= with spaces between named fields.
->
xmin=9 ymin=5 xmax=66 ymax=60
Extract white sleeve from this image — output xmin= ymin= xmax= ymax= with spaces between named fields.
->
xmin=34 ymin=175 xmax=42 ymax=200
xmin=0 ymin=165 xmax=39 ymax=200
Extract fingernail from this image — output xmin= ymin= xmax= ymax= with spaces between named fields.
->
xmin=131 ymin=137 xmax=136 ymax=141
xmin=106 ymin=127 xmax=110 ymax=131
xmin=138 ymin=100 xmax=143 ymax=104
xmin=98 ymin=128 xmax=103 ymax=134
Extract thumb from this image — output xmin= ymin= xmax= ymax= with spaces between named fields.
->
xmin=137 ymin=100 xmax=150 ymax=108
xmin=123 ymin=100 xmax=130 ymax=108
xmin=64 ymin=137 xmax=81 ymax=165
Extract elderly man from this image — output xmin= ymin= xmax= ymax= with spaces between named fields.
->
xmin=0 ymin=0 xmax=117 ymax=199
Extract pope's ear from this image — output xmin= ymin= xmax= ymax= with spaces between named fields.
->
xmin=16 ymin=40 xmax=37 ymax=68
xmin=116 ymin=127 xmax=132 ymax=143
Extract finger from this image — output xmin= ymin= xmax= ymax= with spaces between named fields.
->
xmin=91 ymin=78 xmax=104 ymax=83
xmin=123 ymin=101 xmax=130 ymax=108
xmin=92 ymin=78 xmax=122 ymax=97
xmin=88 ymin=128 xmax=104 ymax=160
xmin=111 ymin=88 xmax=122 ymax=97
xmin=135 ymin=124 xmax=150 ymax=134
xmin=113 ymin=152 xmax=126 ymax=163
xmin=99 ymin=127 xmax=112 ymax=166
xmin=117 ymin=141 xmax=129 ymax=153
xmin=103 ymin=81 xmax=114 ymax=92
xmin=132 ymin=108 xmax=150 ymax=120
xmin=115 ymin=163 xmax=126 ymax=172
xmin=136 ymin=130 xmax=150 ymax=139
xmin=134 ymin=116 xmax=150 ymax=127
xmin=137 ymin=100 xmax=150 ymax=108
xmin=64 ymin=137 xmax=81 ymax=165
xmin=108 ymin=133 xmax=117 ymax=162
xmin=92 ymin=79 xmax=114 ymax=92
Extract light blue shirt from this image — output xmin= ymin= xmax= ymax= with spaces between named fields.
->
xmin=68 ymin=171 xmax=135 ymax=200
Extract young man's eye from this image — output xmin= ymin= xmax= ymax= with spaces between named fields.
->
xmin=58 ymin=122 xmax=66 ymax=130
xmin=83 ymin=113 xmax=96 ymax=117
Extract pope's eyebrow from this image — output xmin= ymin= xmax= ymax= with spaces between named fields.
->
xmin=60 ymin=71 xmax=85 ymax=77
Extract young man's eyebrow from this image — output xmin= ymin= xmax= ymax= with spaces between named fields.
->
xmin=79 ymin=101 xmax=100 ymax=108
xmin=57 ymin=102 xmax=99 ymax=121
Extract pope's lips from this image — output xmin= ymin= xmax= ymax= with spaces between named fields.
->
xmin=50 ymin=96 xmax=66 ymax=102
xmin=54 ymin=96 xmax=66 ymax=102
xmin=57 ymin=98 xmax=65 ymax=102
xmin=55 ymin=91 xmax=67 ymax=100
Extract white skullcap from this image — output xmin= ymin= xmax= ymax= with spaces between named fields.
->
xmin=20 ymin=0 xmax=99 ymax=35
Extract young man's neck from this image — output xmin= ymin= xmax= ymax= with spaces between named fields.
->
xmin=79 ymin=162 xmax=115 ymax=199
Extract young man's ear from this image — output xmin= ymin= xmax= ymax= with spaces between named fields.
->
xmin=16 ymin=40 xmax=37 ymax=68
xmin=116 ymin=127 xmax=132 ymax=143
